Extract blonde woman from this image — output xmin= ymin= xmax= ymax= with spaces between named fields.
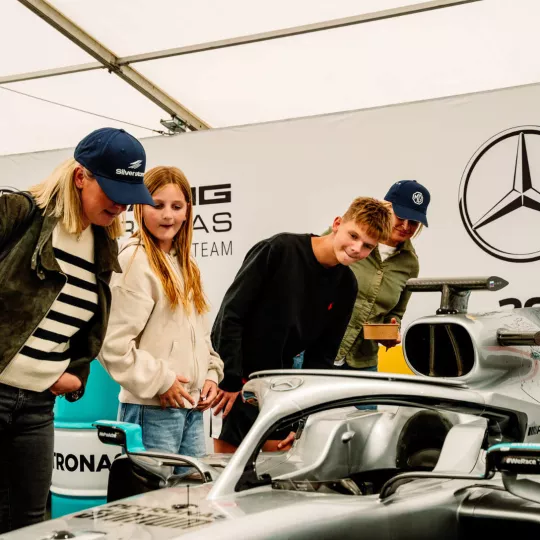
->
xmin=0 ymin=127 xmax=152 ymax=533
xmin=100 ymin=166 xmax=223 ymax=464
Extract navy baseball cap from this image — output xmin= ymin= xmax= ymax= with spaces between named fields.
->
xmin=384 ymin=180 xmax=430 ymax=227
xmin=74 ymin=128 xmax=154 ymax=206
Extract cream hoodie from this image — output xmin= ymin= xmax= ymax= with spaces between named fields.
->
xmin=99 ymin=241 xmax=224 ymax=407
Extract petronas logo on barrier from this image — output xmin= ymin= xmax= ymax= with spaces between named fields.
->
xmin=53 ymin=451 xmax=121 ymax=473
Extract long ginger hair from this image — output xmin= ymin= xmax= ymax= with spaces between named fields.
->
xmin=132 ymin=166 xmax=208 ymax=314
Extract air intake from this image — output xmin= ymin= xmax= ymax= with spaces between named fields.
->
xmin=404 ymin=323 xmax=475 ymax=378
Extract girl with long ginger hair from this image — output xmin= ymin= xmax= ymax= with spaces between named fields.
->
xmin=100 ymin=166 xmax=223 ymax=463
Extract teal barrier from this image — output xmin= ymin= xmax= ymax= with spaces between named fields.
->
xmin=54 ymin=360 xmax=120 ymax=427
xmin=51 ymin=493 xmax=107 ymax=519
xmin=51 ymin=361 xmax=120 ymax=518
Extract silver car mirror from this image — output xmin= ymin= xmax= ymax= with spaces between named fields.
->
xmin=129 ymin=451 xmax=220 ymax=483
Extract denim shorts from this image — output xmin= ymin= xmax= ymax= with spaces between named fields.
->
xmin=118 ymin=403 xmax=205 ymax=474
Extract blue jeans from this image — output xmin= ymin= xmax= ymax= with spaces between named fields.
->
xmin=118 ymin=404 xmax=205 ymax=474
xmin=0 ymin=383 xmax=56 ymax=533
xmin=335 ymin=363 xmax=378 ymax=410
xmin=336 ymin=364 xmax=378 ymax=373
xmin=293 ymin=352 xmax=305 ymax=369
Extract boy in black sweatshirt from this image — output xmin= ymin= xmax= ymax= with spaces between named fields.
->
xmin=210 ymin=197 xmax=393 ymax=452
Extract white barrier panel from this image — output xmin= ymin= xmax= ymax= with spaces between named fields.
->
xmin=3 ymin=83 xmax=540 ymax=329
xmin=51 ymin=428 xmax=121 ymax=497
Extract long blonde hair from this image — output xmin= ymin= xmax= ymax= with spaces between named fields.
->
xmin=133 ymin=166 xmax=208 ymax=314
xmin=29 ymin=158 xmax=124 ymax=238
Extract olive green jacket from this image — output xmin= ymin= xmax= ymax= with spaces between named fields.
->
xmin=337 ymin=240 xmax=419 ymax=367
xmin=0 ymin=193 xmax=121 ymax=393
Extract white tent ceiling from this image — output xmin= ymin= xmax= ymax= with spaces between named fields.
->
xmin=1 ymin=0 xmax=539 ymax=156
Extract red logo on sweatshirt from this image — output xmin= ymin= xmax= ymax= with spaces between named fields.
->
xmin=328 ymin=303 xmax=333 ymax=310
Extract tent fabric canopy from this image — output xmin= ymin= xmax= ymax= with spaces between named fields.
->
xmin=0 ymin=0 xmax=537 ymax=155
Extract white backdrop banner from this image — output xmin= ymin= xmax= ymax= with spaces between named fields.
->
xmin=3 ymin=83 xmax=540 ymax=332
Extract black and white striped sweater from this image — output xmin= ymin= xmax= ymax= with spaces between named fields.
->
xmin=0 ymin=221 xmax=98 ymax=391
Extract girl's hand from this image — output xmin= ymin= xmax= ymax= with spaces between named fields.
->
xmin=50 ymin=373 xmax=82 ymax=396
xmin=196 ymin=380 xmax=218 ymax=411
xmin=159 ymin=375 xmax=195 ymax=409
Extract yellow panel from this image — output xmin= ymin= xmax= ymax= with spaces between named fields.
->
xmin=378 ymin=345 xmax=413 ymax=375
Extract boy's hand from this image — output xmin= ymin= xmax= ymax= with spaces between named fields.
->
xmin=49 ymin=373 xmax=81 ymax=396
xmin=277 ymin=431 xmax=296 ymax=450
xmin=211 ymin=390 xmax=240 ymax=418
xmin=159 ymin=375 xmax=195 ymax=409
xmin=196 ymin=380 xmax=218 ymax=411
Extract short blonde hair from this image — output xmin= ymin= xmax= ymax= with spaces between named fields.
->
xmin=343 ymin=197 xmax=393 ymax=243
xmin=29 ymin=158 xmax=124 ymax=239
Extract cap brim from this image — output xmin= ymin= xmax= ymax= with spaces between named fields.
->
xmin=95 ymin=176 xmax=155 ymax=206
xmin=391 ymin=202 xmax=428 ymax=227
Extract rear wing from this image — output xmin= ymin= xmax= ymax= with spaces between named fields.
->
xmin=405 ymin=276 xmax=508 ymax=314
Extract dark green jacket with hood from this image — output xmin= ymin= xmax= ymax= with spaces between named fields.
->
xmin=0 ymin=193 xmax=121 ymax=395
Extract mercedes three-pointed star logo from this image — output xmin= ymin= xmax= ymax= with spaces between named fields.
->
xmin=459 ymin=126 xmax=540 ymax=263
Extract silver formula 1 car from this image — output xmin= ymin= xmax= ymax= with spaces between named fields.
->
xmin=6 ymin=277 xmax=540 ymax=539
